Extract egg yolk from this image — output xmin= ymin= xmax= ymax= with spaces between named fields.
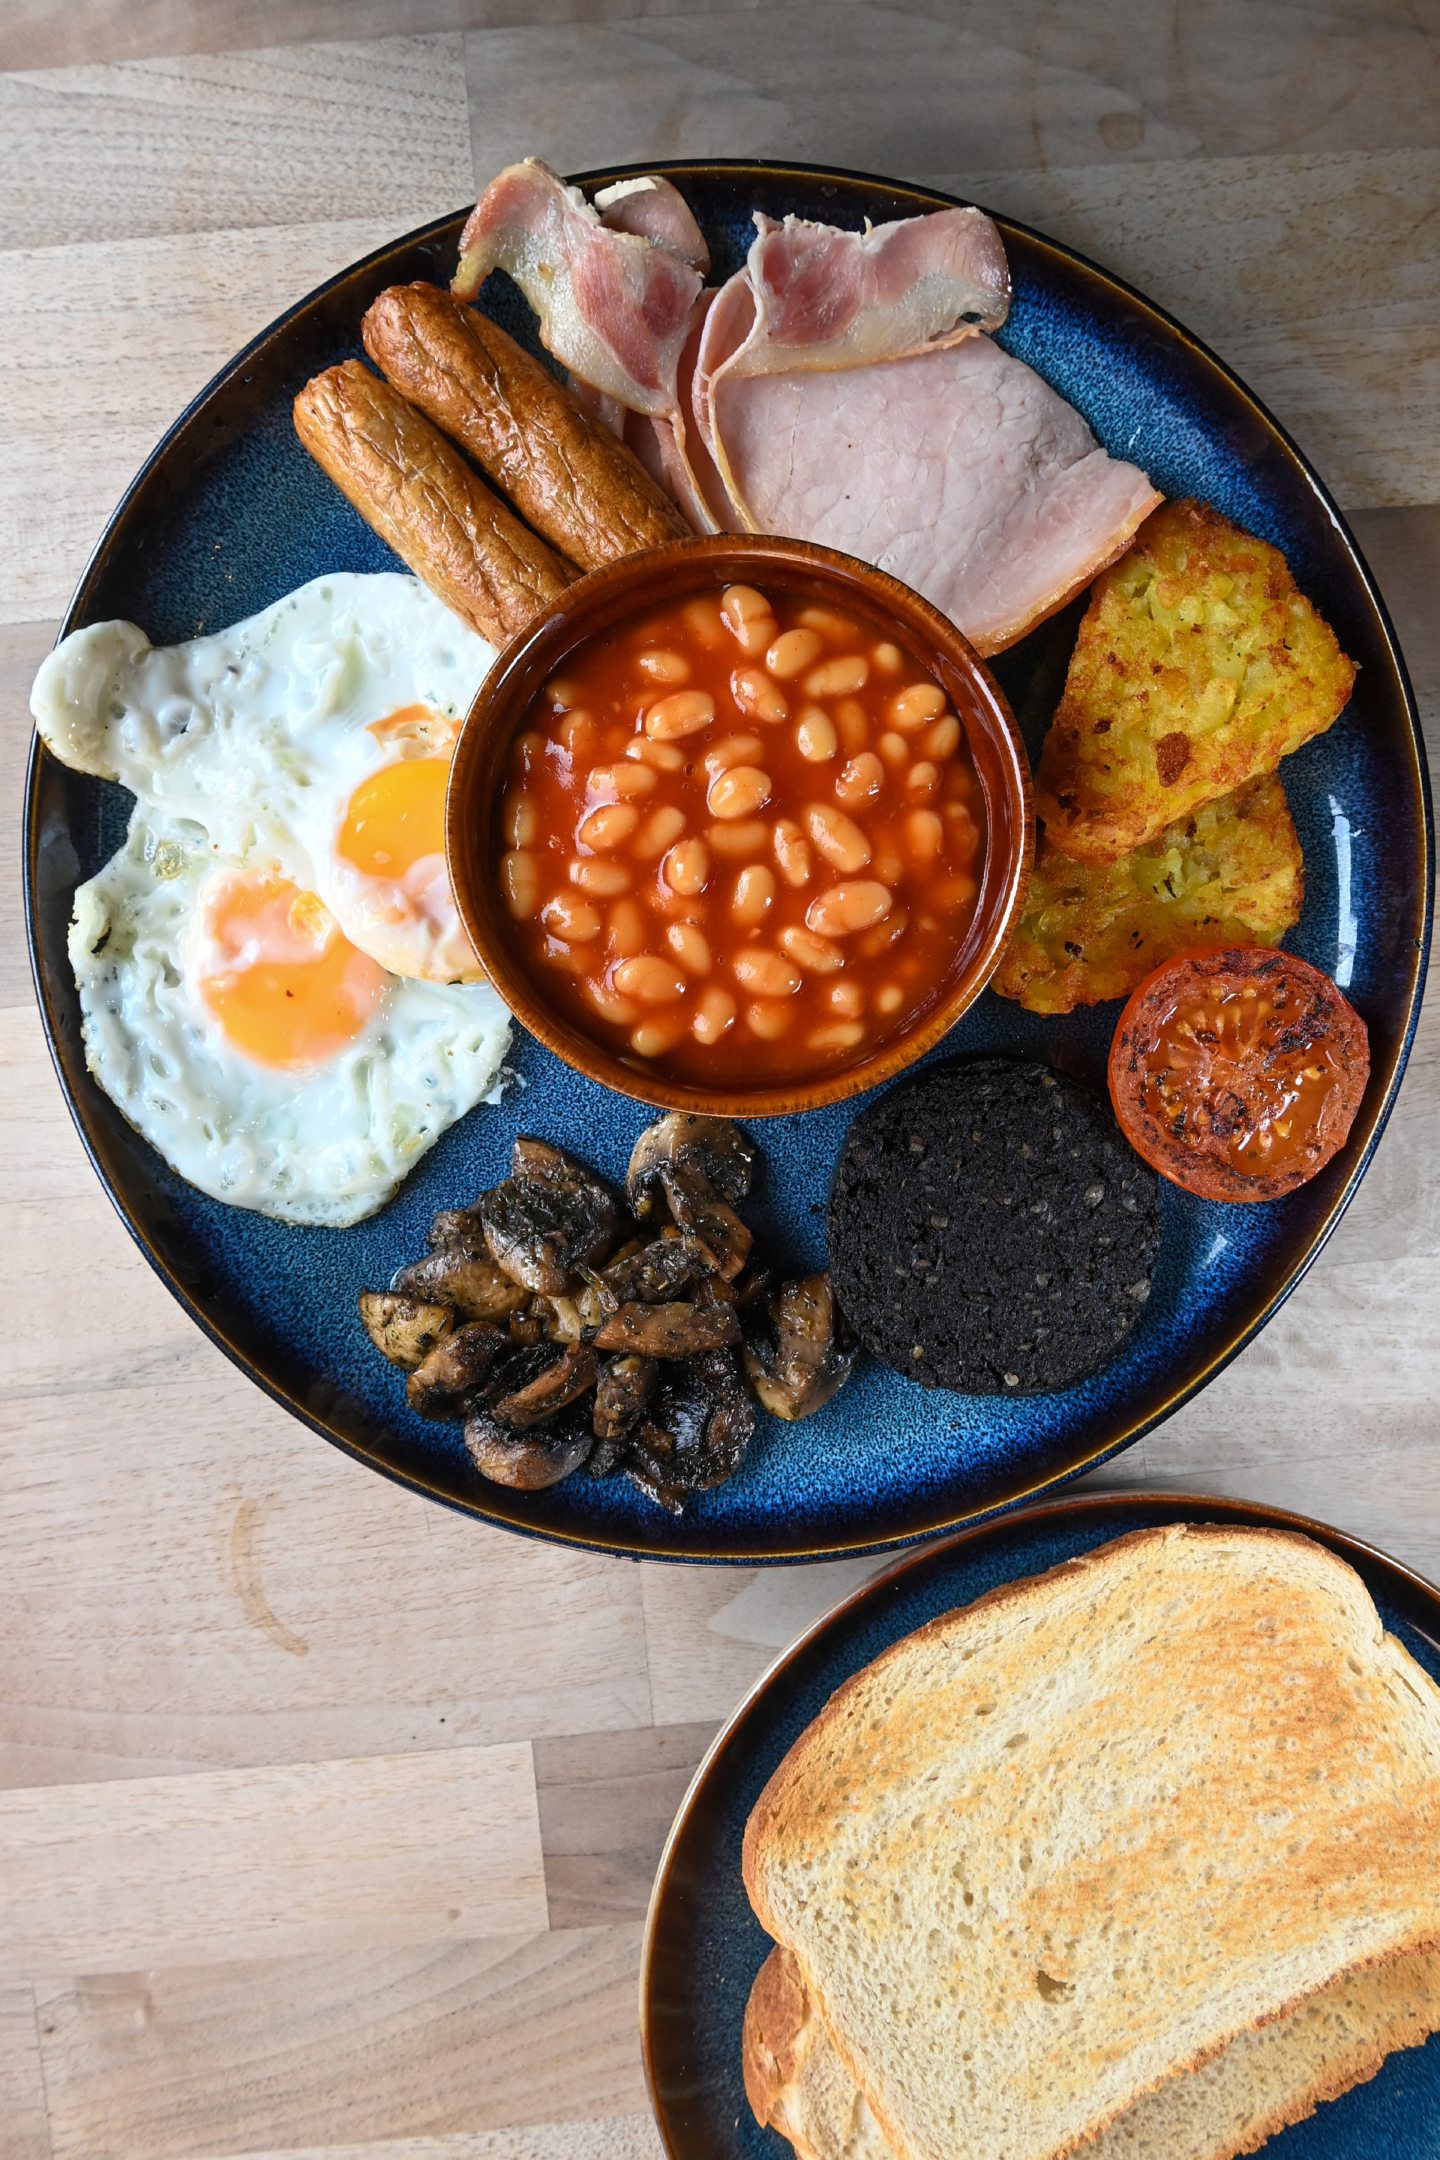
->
xmin=196 ymin=872 xmax=387 ymax=1069
xmin=338 ymin=753 xmax=450 ymax=881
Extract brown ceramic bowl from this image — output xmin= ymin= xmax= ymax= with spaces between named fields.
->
xmin=446 ymin=534 xmax=1032 ymax=1117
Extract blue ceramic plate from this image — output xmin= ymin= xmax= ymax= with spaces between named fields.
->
xmin=24 ymin=162 xmax=1433 ymax=1562
xmin=640 ymin=1492 xmax=1440 ymax=2157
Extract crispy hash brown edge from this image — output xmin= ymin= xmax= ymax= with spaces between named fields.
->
xmin=1034 ymin=501 xmax=1356 ymax=865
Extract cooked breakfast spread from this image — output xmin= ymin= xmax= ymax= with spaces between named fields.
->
xmin=497 ymin=580 xmax=987 ymax=1083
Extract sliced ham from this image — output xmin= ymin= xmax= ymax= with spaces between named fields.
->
xmin=622 ymin=292 xmax=741 ymax=534
xmin=722 ymin=208 xmax=1009 ymax=379
xmin=593 ymin=175 xmax=710 ymax=272
xmin=452 ymin=160 xmax=703 ymax=416
xmin=703 ymin=333 xmax=1162 ymax=654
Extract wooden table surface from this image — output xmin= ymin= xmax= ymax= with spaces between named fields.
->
xmin=1 ymin=5 xmax=1436 ymax=2156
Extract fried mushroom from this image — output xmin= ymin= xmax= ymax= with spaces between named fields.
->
xmin=742 ymin=1274 xmax=857 ymax=1421
xmin=625 ymin=1114 xmax=756 ymax=1217
xmin=391 ymin=1242 xmax=529 ymax=1323
xmin=490 ymin=1342 xmax=598 ymax=1429
xmin=464 ymin=1402 xmax=594 ymax=1490
xmin=592 ymin=1298 xmax=741 ymax=1359
xmin=593 ymin=1353 xmax=657 ymax=1444
xmin=625 ymin=1346 xmax=756 ymax=1513
xmin=358 ymin=1291 xmax=456 ymax=1370
xmin=480 ymin=1136 xmax=620 ymax=1294
xmin=406 ymin=1321 xmax=508 ymax=1418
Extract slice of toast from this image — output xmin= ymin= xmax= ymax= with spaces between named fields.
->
xmin=742 ymin=1526 xmax=1440 ymax=2160
xmin=744 ymin=1943 xmax=1440 ymax=2160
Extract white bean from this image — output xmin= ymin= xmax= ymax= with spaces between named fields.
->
xmin=766 ymin=627 xmax=824 ymax=679
xmin=805 ymin=881 xmax=892 ymax=937
xmin=708 ymin=765 xmax=773 ymax=820
xmin=702 ymin=732 xmax=764 ymax=778
xmin=570 ymin=857 xmax=631 ymax=896
xmin=836 ymin=752 xmax=885 ymax=807
xmin=804 ymin=654 xmax=870 ymax=697
xmin=645 ymin=689 xmax=715 ymax=740
xmin=614 ymin=955 xmax=687 ymax=1004
xmin=627 ymin=735 xmax=687 ymax=772
xmin=636 ymin=647 xmax=690 ymax=683
xmin=608 ymin=899 xmax=648 ymax=956
xmin=806 ymin=803 xmax=871 ymax=874
xmin=634 ymin=805 xmax=687 ymax=859
xmin=746 ymin=999 xmax=795 ymax=1041
xmin=540 ymin=893 xmax=601 ymax=942
xmin=795 ymin=706 xmax=838 ymax=762
xmin=501 ymin=850 xmax=539 ymax=918
xmin=773 ymin=818 xmax=813 ymax=888
xmin=631 ymin=1013 xmax=690 ymax=1058
xmin=734 ymin=948 xmax=802 ymax=998
xmin=778 ymin=924 xmax=844 ymax=974
xmin=732 ymin=864 xmax=776 ymax=924
xmin=663 ymin=837 xmax=711 ymax=895
xmin=731 ymin=667 xmax=789 ymax=723
xmin=692 ymin=987 xmax=737 ymax=1045
xmin=666 ymin=922 xmax=713 ymax=975
xmin=590 ymin=760 xmax=655 ymax=798
xmin=889 ymin=682 xmax=946 ymax=730
xmin=579 ymin=801 xmax=639 ymax=849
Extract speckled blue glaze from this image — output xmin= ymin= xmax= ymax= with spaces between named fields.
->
xmin=642 ymin=1496 xmax=1440 ymax=2158
xmin=24 ymin=164 xmax=1432 ymax=1561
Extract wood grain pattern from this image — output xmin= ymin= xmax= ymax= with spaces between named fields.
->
xmin=34 ymin=1931 xmax=646 ymax=2159
xmin=0 ymin=8 xmax=1436 ymax=2157
xmin=0 ymin=1746 xmax=546 ymax=1977
xmin=534 ymin=1723 xmax=715 ymax=1927
xmin=0 ymin=1988 xmax=50 ymax=2160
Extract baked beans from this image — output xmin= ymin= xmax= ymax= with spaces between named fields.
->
xmin=498 ymin=581 xmax=986 ymax=1083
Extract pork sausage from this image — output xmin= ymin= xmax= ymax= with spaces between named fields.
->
xmin=362 ymin=282 xmax=691 ymax=571
xmin=293 ymin=359 xmax=576 ymax=645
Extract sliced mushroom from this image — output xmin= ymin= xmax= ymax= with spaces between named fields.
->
xmin=428 ymin=1205 xmax=485 ymax=1249
xmin=626 ymin=1346 xmax=756 ymax=1512
xmin=593 ymin=1353 xmax=658 ymax=1443
xmin=464 ymin=1403 xmax=594 ymax=1490
xmin=742 ymin=1274 xmax=858 ymax=1422
xmin=490 ymin=1343 xmax=598 ymax=1430
xmin=391 ymin=1242 xmax=529 ymax=1323
xmin=591 ymin=1298 xmax=741 ymax=1359
xmin=479 ymin=1136 xmax=620 ymax=1294
xmin=358 ymin=1291 xmax=456 ymax=1370
xmin=406 ymin=1321 xmax=508 ymax=1419
xmin=625 ymin=1114 xmax=756 ymax=1220
xmin=607 ymin=1234 xmax=710 ymax=1305
xmin=670 ymin=1163 xmax=755 ymax=1280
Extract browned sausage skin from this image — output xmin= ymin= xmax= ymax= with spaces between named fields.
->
xmin=361 ymin=282 xmax=691 ymax=571
xmin=293 ymin=359 xmax=577 ymax=646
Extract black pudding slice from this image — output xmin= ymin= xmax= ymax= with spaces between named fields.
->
xmin=827 ymin=1058 xmax=1161 ymax=1395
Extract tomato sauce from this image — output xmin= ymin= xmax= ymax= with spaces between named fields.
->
xmin=497 ymin=580 xmax=986 ymax=1086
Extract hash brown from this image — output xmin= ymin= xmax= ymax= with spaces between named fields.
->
xmin=995 ymin=774 xmax=1303 ymax=1014
xmin=1035 ymin=500 xmax=1355 ymax=862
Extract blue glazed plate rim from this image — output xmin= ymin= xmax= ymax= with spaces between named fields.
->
xmin=22 ymin=160 xmax=1435 ymax=1564
xmin=639 ymin=1488 xmax=1440 ymax=2152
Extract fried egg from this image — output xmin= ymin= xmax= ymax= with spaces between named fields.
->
xmin=32 ymin=572 xmax=495 ymax=982
xmin=32 ymin=574 xmax=513 ymax=1225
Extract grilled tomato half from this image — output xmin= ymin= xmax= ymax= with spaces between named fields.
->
xmin=1107 ymin=947 xmax=1369 ymax=1201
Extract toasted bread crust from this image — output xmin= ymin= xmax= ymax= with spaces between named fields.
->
xmin=748 ymin=1938 xmax=1440 ymax=2160
xmin=742 ymin=1523 xmax=1440 ymax=2160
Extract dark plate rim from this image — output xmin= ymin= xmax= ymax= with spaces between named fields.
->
xmin=23 ymin=158 xmax=1436 ymax=1564
xmin=638 ymin=1485 xmax=1440 ymax=2151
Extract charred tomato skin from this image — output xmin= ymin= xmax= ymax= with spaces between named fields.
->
xmin=1108 ymin=946 xmax=1370 ymax=1203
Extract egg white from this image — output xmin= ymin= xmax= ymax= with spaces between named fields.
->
xmin=31 ymin=572 xmax=497 ymax=982
xmin=70 ymin=813 xmax=511 ymax=1226
xmin=32 ymin=573 xmax=515 ymax=1226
